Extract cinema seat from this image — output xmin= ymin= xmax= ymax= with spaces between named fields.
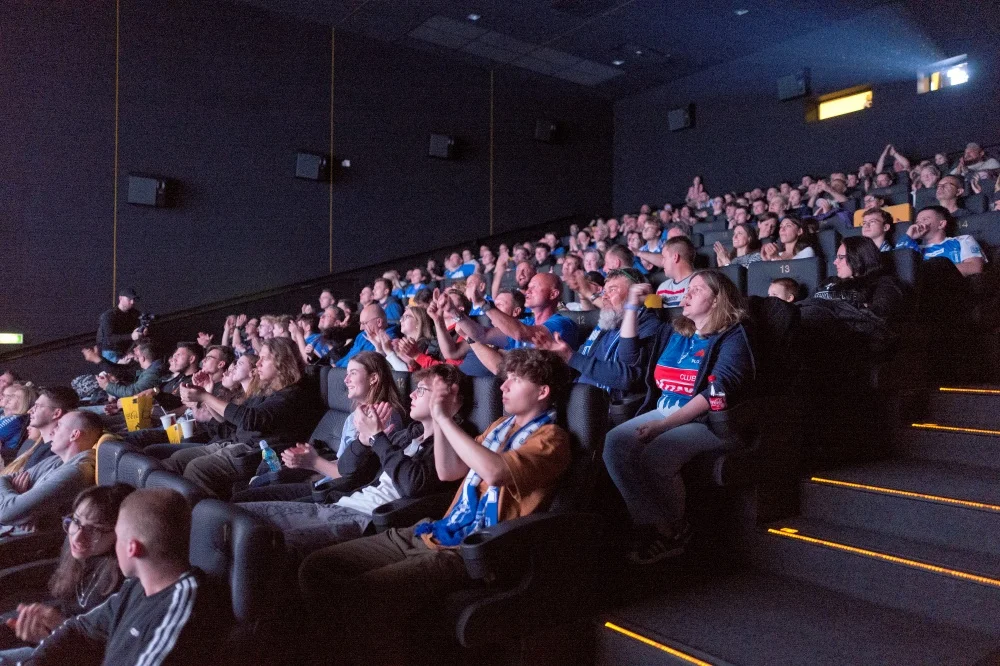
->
xmin=747 ymin=256 xmax=825 ymax=299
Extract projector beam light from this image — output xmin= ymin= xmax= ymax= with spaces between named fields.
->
xmin=0 ymin=333 xmax=23 ymax=345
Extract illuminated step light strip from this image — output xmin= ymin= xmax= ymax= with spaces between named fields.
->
xmin=810 ymin=477 xmax=1000 ymax=512
xmin=939 ymin=387 xmax=1000 ymax=396
xmin=912 ymin=423 xmax=1000 ymax=437
xmin=603 ymin=622 xmax=713 ymax=666
xmin=0 ymin=333 xmax=23 ymax=344
xmin=767 ymin=528 xmax=1000 ymax=588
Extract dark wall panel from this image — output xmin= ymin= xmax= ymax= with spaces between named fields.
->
xmin=613 ymin=2 xmax=1000 ymax=212
xmin=0 ymin=1 xmax=115 ymax=344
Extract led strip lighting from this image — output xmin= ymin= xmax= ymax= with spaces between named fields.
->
xmin=810 ymin=477 xmax=1000 ymax=512
xmin=768 ymin=528 xmax=1000 ymax=588
xmin=602 ymin=622 xmax=713 ymax=665
xmin=911 ymin=423 xmax=1000 ymax=437
xmin=939 ymin=387 xmax=1000 ymax=396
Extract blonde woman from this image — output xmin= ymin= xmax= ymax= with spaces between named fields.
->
xmin=603 ymin=270 xmax=755 ymax=564
xmin=0 ymin=383 xmax=37 ymax=460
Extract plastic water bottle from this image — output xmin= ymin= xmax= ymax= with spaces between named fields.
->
xmin=708 ymin=375 xmax=727 ymax=411
xmin=259 ymin=440 xmax=281 ymax=473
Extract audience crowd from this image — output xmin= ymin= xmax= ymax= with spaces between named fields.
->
xmin=0 ymin=139 xmax=996 ymax=663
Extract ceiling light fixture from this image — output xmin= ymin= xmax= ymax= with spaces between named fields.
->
xmin=735 ymin=9 xmax=750 ymax=15
xmin=467 ymin=13 xmax=480 ymax=21
xmin=612 ymin=59 xmax=625 ymax=66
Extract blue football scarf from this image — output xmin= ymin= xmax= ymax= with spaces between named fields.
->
xmin=415 ymin=409 xmax=556 ymax=546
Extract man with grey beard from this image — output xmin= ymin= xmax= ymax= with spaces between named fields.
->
xmin=533 ymin=268 xmax=659 ymax=400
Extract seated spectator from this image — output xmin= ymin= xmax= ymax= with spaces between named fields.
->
xmin=603 ymin=244 xmax=634 ymax=273
xmin=403 ymin=268 xmax=430 ymax=301
xmin=756 ymin=213 xmax=779 ymax=245
xmin=0 ymin=485 xmax=131 ymax=662
xmin=729 ymin=206 xmax=752 ymax=229
xmin=935 ymin=175 xmax=971 ymax=219
xmin=375 ymin=306 xmax=438 ymax=372
xmin=813 ymin=195 xmax=852 ymax=231
xmin=637 ymin=220 xmax=664 ymax=270
xmin=426 ymin=258 xmax=444 ymax=281
xmin=192 ymin=345 xmax=234 ymax=397
xmin=3 ymin=388 xmax=80 ymax=478
xmin=334 ymin=303 xmax=396 ymax=368
xmin=952 ymin=142 xmax=1000 ymax=178
xmin=358 ymin=285 xmax=375 ymax=308
xmin=860 ymin=207 xmax=900 ymax=252
xmin=873 ymin=171 xmax=895 ymax=189
xmin=876 ymin=144 xmax=911 ymax=176
xmin=655 ymin=237 xmax=696 ymax=306
xmin=271 ymin=315 xmax=294 ymax=339
xmin=0 ymin=384 xmax=36 ymax=461
xmin=490 ymin=247 xmax=536 ymax=300
xmin=583 ymin=248 xmax=604 ymax=275
xmin=912 ymin=164 xmax=941 ymax=195
xmin=815 ymin=236 xmax=906 ymax=322
xmin=0 ymin=373 xmax=17 ymax=405
xmin=762 ymin=218 xmax=815 ymax=261
xmin=464 ymin=273 xmax=492 ymax=316
xmin=603 ymin=272 xmax=753 ymax=564
xmin=533 ymin=243 xmax=556 ymax=273
xmin=570 ymin=228 xmax=595 ymax=253
xmin=714 ymin=223 xmax=763 ymax=268
xmin=155 ymin=342 xmax=202 ymax=412
xmin=443 ymin=252 xmax=476 ymax=280
xmin=686 ymin=175 xmax=705 ymax=204
xmin=537 ymin=268 xmax=660 ymax=401
xmin=372 ymin=278 xmax=404 ymax=326
xmin=160 ymin=338 xmax=324 ymax=498
xmin=298 ymin=349 xmax=572 ymax=664
xmin=457 ymin=273 xmax=579 ymax=373
xmin=767 ymin=278 xmax=799 ymax=303
xmin=0 ymin=410 xmax=101 ymax=531
xmin=899 ymin=205 xmax=986 ymax=276
xmin=383 ymin=270 xmax=405 ymax=301
xmin=26 ymin=488 xmax=232 ymax=665
xmin=239 ymin=365 xmax=460 ymax=555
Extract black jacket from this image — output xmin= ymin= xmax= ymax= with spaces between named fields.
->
xmin=27 ymin=569 xmax=231 ymax=666
xmin=337 ymin=421 xmax=448 ymax=500
xmin=222 ymin=379 xmax=324 ymax=447
xmin=95 ymin=308 xmax=140 ymax=357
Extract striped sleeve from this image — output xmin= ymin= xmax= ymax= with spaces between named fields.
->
xmin=135 ymin=575 xmax=198 ymax=666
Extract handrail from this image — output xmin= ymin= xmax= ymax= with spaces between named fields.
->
xmin=0 ymin=213 xmax=587 ymax=364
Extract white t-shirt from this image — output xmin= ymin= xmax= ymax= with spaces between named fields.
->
xmin=656 ymin=274 xmax=693 ymax=307
xmin=335 ymin=439 xmax=422 ymax=515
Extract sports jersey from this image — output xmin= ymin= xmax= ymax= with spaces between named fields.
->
xmin=444 ymin=263 xmax=477 ymax=279
xmin=920 ymin=235 xmax=986 ymax=265
xmin=640 ymin=239 xmax=664 ymax=254
xmin=655 ymin=274 xmax=693 ymax=307
xmin=653 ymin=333 xmax=713 ymax=412
xmin=510 ymin=313 xmax=579 ymax=350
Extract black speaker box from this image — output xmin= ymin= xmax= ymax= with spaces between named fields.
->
xmin=429 ymin=134 xmax=456 ymax=159
xmin=127 ymin=175 xmax=171 ymax=207
xmin=295 ymin=152 xmax=330 ymax=181
xmin=667 ymin=104 xmax=695 ymax=132
xmin=535 ymin=119 xmax=559 ymax=143
xmin=778 ymin=69 xmax=810 ymax=101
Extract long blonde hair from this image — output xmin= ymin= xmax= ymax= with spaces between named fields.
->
xmin=673 ymin=270 xmax=747 ymax=337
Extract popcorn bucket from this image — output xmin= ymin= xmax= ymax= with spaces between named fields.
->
xmin=165 ymin=422 xmax=183 ymax=444
xmin=120 ymin=394 xmax=154 ymax=432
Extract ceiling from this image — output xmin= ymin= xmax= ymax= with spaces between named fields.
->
xmin=227 ymin=0 xmax=908 ymax=98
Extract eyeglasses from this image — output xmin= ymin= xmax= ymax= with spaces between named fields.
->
xmin=412 ymin=385 xmax=430 ymax=397
xmin=63 ymin=515 xmax=113 ymax=540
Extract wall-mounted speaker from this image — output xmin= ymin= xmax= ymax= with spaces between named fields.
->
xmin=429 ymin=134 xmax=456 ymax=159
xmin=778 ymin=69 xmax=810 ymax=101
xmin=535 ymin=119 xmax=559 ymax=143
xmin=667 ymin=104 xmax=695 ymax=132
xmin=295 ymin=152 xmax=330 ymax=181
xmin=127 ymin=175 xmax=172 ymax=207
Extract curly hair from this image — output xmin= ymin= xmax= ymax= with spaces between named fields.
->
xmin=258 ymin=338 xmax=303 ymax=395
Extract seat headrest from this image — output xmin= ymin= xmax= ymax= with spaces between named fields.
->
xmin=144 ymin=470 xmax=205 ymax=507
xmin=116 ymin=451 xmax=163 ymax=489
xmin=326 ymin=367 xmax=353 ymax=412
xmin=190 ymin=499 xmax=286 ymax=624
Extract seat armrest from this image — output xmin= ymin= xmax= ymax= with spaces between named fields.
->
xmin=370 ymin=492 xmax=455 ymax=533
xmin=0 ymin=558 xmax=59 ymax=607
xmin=459 ymin=512 xmax=608 ymax=582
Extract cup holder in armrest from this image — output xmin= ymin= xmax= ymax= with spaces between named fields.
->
xmin=462 ymin=531 xmax=493 ymax=547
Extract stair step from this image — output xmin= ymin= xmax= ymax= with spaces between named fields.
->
xmin=920 ymin=389 xmax=1000 ymax=429
xmin=802 ymin=461 xmax=1000 ymax=554
xmin=899 ymin=424 xmax=1000 ymax=470
xmin=597 ymin=572 xmax=998 ymax=666
xmin=753 ymin=517 xmax=1000 ymax=635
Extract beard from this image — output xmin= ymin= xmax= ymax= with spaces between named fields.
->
xmin=598 ymin=307 xmax=624 ymax=331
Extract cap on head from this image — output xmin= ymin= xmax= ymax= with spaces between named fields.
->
xmin=119 ymin=287 xmax=140 ymax=300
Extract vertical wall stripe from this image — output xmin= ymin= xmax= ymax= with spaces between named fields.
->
xmin=111 ymin=0 xmax=121 ymax=304
xmin=329 ymin=27 xmax=335 ymax=274
xmin=489 ymin=68 xmax=495 ymax=237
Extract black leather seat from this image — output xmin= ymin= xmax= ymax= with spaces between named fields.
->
xmin=558 ymin=308 xmax=599 ymax=342
xmin=189 ymin=499 xmax=289 ymax=664
xmin=884 ymin=248 xmax=922 ymax=288
xmin=747 ymin=256 xmax=825 ymax=298
xmin=718 ymin=263 xmax=748 ymax=295
xmin=144 ymin=470 xmax=205 ymax=507
xmin=308 ymin=366 xmax=352 ymax=454
xmin=96 ymin=439 xmax=139 ymax=486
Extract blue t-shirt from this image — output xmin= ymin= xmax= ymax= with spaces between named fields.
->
xmin=305 ymin=333 xmax=331 ymax=359
xmin=641 ymin=239 xmax=664 ymax=254
xmin=334 ymin=333 xmax=375 ymax=367
xmin=445 ymin=263 xmax=477 ymax=280
xmin=403 ymin=283 xmax=428 ymax=300
xmin=653 ymin=333 xmax=713 ymax=412
xmin=895 ymin=234 xmax=986 ymax=266
xmin=510 ymin=312 xmax=579 ymax=350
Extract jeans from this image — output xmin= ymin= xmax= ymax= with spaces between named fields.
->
xmin=603 ymin=409 xmax=724 ymax=534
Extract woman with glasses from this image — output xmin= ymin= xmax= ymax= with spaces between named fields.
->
xmin=814 ymin=236 xmax=906 ymax=322
xmin=0 ymin=484 xmax=132 ymax=661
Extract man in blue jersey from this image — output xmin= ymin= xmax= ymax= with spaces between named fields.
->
xmin=899 ymin=205 xmax=986 ymax=277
